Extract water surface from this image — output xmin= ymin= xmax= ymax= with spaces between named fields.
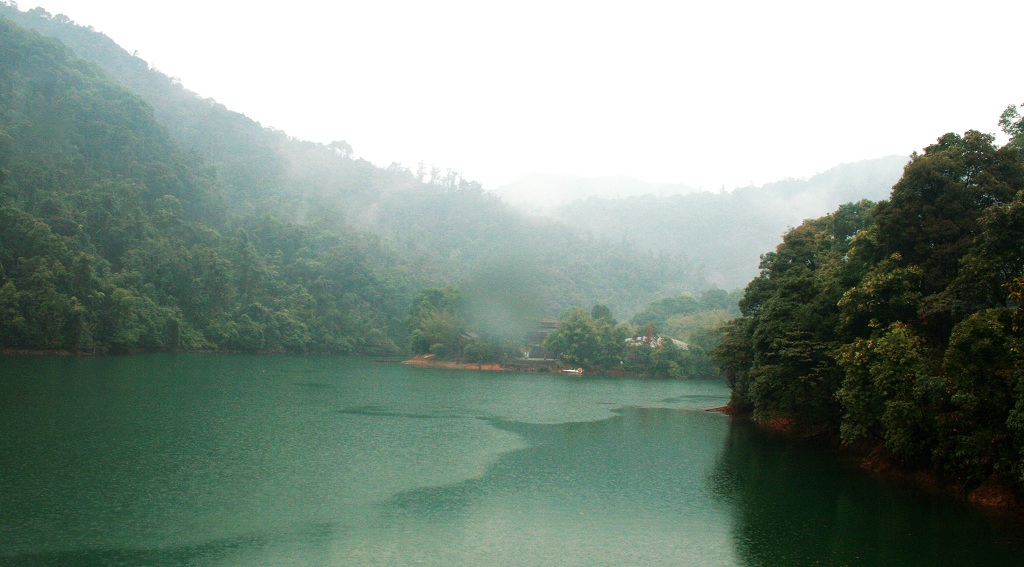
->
xmin=1 ymin=354 xmax=1022 ymax=565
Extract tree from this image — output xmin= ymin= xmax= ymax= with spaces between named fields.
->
xmin=936 ymin=309 xmax=1023 ymax=485
xmin=713 ymin=200 xmax=876 ymax=427
xmin=714 ymin=105 xmax=1024 ymax=495
xmin=328 ymin=140 xmax=353 ymax=158
xmin=874 ymin=132 xmax=1023 ymax=295
xmin=543 ymin=307 xmax=602 ymax=368
xmin=630 ymin=293 xmax=700 ymax=329
xmin=407 ymin=287 xmax=465 ymax=357
xmin=999 ymin=102 xmax=1024 ymax=155
xmin=591 ymin=304 xmax=615 ymax=324
xmin=835 ymin=323 xmax=937 ymax=462
xmin=698 ymin=288 xmax=741 ymax=314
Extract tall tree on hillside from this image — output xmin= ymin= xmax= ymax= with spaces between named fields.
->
xmin=713 ymin=201 xmax=876 ymax=427
xmin=999 ymin=101 xmax=1024 ymax=155
xmin=407 ymin=287 xmax=465 ymax=356
xmin=873 ymin=131 xmax=1024 ymax=340
xmin=716 ymin=105 xmax=1024 ymax=493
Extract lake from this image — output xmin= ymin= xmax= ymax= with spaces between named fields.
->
xmin=2 ymin=354 xmax=1023 ymax=565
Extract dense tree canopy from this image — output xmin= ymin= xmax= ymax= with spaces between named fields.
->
xmin=714 ymin=116 xmax=1024 ymax=493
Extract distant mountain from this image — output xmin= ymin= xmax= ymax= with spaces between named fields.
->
xmin=497 ymin=174 xmax=700 ymax=213
xmin=552 ymin=156 xmax=909 ymax=289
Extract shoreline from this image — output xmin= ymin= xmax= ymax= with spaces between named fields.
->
xmin=401 ymin=354 xmax=513 ymax=372
xmin=737 ymin=411 xmax=1024 ymax=513
xmin=1 ymin=348 xmax=84 ymax=356
xmin=399 ymin=355 xmax=671 ymax=377
xmin=8 ymin=347 xmax=1017 ymax=512
xmin=852 ymin=446 xmax=1022 ymax=511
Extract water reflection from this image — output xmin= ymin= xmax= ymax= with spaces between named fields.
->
xmin=709 ymin=419 xmax=1024 ymax=566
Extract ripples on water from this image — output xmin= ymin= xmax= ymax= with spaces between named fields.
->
xmin=2 ymin=354 xmax=1023 ymax=566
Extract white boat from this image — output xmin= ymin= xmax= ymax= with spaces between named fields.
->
xmin=560 ymin=367 xmax=584 ymax=375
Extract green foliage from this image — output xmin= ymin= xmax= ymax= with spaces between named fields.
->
xmin=715 ymin=200 xmax=876 ymax=426
xmin=621 ymin=330 xmax=692 ymax=379
xmin=590 ymin=304 xmax=615 ymax=324
xmin=0 ymin=15 xmax=428 ymax=354
xmin=835 ymin=324 xmax=937 ymax=462
xmin=407 ymin=287 xmax=465 ymax=357
xmin=837 ymin=252 xmax=923 ymax=337
xmin=999 ymin=102 xmax=1024 ymax=156
xmin=710 ymin=317 xmax=755 ymax=408
xmin=873 ymin=131 xmax=1024 ymax=340
xmin=543 ymin=307 xmax=607 ymax=369
xmin=936 ymin=309 xmax=1023 ymax=484
xmin=717 ymin=114 xmax=1024 ymax=493
xmin=663 ymin=309 xmax=731 ymax=343
xmin=630 ymin=293 xmax=700 ymax=329
xmin=540 ymin=306 xmax=701 ymax=378
xmin=405 ymin=284 xmax=540 ymax=363
xmin=461 ymin=334 xmax=510 ymax=364
xmin=623 ymin=289 xmax=739 ymax=380
xmin=697 ymin=288 xmax=743 ymax=314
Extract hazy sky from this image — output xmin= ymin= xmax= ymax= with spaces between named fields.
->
xmin=21 ymin=0 xmax=1024 ymax=191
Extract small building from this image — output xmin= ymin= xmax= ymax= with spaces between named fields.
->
xmin=625 ymin=334 xmax=688 ymax=350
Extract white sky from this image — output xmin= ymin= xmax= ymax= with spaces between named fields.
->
xmin=19 ymin=0 xmax=1024 ymax=191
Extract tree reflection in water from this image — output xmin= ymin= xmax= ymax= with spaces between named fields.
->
xmin=708 ymin=419 xmax=1024 ymax=566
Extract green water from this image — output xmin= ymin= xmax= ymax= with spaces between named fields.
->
xmin=1 ymin=355 xmax=1022 ymax=565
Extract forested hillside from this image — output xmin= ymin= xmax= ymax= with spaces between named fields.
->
xmin=713 ymin=117 xmax=1024 ymax=496
xmin=0 ymin=16 xmax=427 ymax=353
xmin=0 ymin=6 xmax=708 ymax=353
xmin=553 ymin=156 xmax=907 ymax=289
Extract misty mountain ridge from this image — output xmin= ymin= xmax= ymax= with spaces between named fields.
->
xmin=496 ymin=174 xmax=701 ymax=213
xmin=498 ymin=156 xmax=905 ymax=215
xmin=548 ymin=155 xmax=909 ymax=289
